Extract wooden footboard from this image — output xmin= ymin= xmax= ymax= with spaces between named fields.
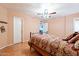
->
xmin=28 ymin=41 xmax=51 ymax=56
xmin=29 ymin=32 xmax=51 ymax=56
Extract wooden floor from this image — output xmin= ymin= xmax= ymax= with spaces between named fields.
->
xmin=0 ymin=42 xmax=41 ymax=56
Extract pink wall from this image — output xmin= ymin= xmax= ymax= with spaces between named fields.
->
xmin=0 ymin=6 xmax=8 ymax=48
xmin=8 ymin=11 xmax=40 ymax=45
xmin=48 ymin=12 xmax=79 ymax=38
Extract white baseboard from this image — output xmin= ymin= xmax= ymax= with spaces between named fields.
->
xmin=0 ymin=41 xmax=28 ymax=50
xmin=22 ymin=40 xmax=28 ymax=42
xmin=0 ymin=44 xmax=13 ymax=50
xmin=0 ymin=45 xmax=7 ymax=50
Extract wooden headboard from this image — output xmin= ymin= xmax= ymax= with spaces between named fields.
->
xmin=30 ymin=32 xmax=39 ymax=39
xmin=30 ymin=32 xmax=48 ymax=39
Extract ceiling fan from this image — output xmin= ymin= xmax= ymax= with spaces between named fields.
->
xmin=37 ymin=12 xmax=56 ymax=15
xmin=37 ymin=9 xmax=56 ymax=19
xmin=49 ymin=12 xmax=56 ymax=14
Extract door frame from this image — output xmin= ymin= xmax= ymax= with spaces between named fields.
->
xmin=13 ymin=16 xmax=23 ymax=44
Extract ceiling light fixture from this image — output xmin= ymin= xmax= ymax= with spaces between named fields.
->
xmin=37 ymin=3 xmax=57 ymax=20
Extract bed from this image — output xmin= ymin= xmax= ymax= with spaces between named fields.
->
xmin=28 ymin=32 xmax=79 ymax=56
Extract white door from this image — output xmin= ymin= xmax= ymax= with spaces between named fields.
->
xmin=13 ymin=16 xmax=22 ymax=44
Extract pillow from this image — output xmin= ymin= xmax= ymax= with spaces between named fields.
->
xmin=74 ymin=40 xmax=79 ymax=49
xmin=63 ymin=34 xmax=73 ymax=41
xmin=63 ymin=32 xmax=78 ymax=41
xmin=68 ymin=34 xmax=79 ymax=43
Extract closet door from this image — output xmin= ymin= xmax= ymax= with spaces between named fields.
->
xmin=13 ymin=16 xmax=22 ymax=44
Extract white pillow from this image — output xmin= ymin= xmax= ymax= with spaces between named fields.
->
xmin=74 ymin=40 xmax=79 ymax=49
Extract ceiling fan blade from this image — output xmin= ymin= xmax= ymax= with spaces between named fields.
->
xmin=37 ymin=13 xmax=42 ymax=15
xmin=50 ymin=12 xmax=56 ymax=14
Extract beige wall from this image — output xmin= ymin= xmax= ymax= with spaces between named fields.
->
xmin=0 ymin=6 xmax=40 ymax=48
xmin=8 ymin=11 xmax=40 ymax=45
xmin=0 ymin=6 xmax=8 ymax=48
xmin=48 ymin=13 xmax=79 ymax=38
xmin=48 ymin=17 xmax=65 ymax=38
xmin=65 ymin=13 xmax=79 ymax=36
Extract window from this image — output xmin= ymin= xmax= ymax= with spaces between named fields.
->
xmin=73 ymin=19 xmax=79 ymax=32
xmin=39 ymin=22 xmax=48 ymax=34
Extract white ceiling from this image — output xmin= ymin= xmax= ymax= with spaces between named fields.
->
xmin=0 ymin=3 xmax=79 ymax=19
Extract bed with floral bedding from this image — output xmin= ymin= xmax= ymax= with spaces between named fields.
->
xmin=28 ymin=33 xmax=79 ymax=56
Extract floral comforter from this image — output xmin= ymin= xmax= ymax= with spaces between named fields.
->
xmin=29 ymin=34 xmax=78 ymax=56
